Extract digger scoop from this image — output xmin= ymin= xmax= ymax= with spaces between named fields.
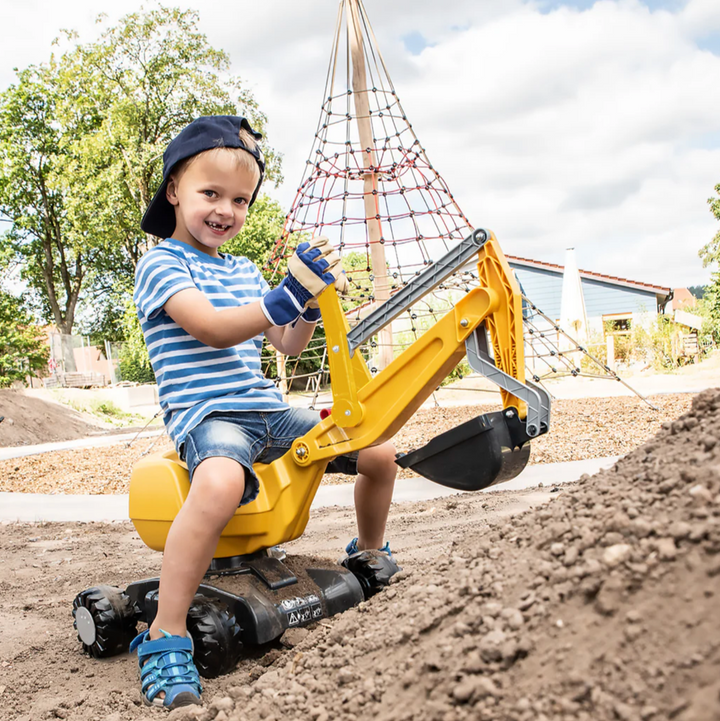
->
xmin=395 ymin=408 xmax=532 ymax=492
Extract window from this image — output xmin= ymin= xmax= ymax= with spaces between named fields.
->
xmin=603 ymin=313 xmax=632 ymax=335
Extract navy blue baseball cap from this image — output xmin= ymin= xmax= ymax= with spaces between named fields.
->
xmin=141 ymin=115 xmax=266 ymax=239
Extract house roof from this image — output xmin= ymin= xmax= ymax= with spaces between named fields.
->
xmin=506 ymin=255 xmax=672 ymax=297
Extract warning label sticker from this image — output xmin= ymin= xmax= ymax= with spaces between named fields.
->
xmin=279 ymin=593 xmax=323 ymax=627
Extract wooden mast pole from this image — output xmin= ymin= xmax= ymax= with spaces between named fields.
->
xmin=346 ymin=0 xmax=393 ymax=370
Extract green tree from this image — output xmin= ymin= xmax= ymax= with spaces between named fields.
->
xmin=701 ymin=183 xmax=720 ymax=267
xmin=223 ymin=195 xmax=287 ymax=278
xmin=699 ymin=184 xmax=720 ymax=344
xmin=688 ymin=285 xmax=706 ymax=300
xmin=698 ymin=274 xmax=720 ymax=344
xmin=0 ymin=6 xmax=282 ymax=337
xmin=341 ymin=250 xmax=373 ymax=309
xmin=0 ymin=62 xmax=99 ymax=333
xmin=59 ymin=7 xmax=282 ymax=274
xmin=0 ymin=292 xmax=49 ymax=387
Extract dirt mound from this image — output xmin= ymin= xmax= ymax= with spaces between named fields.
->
xmin=190 ymin=389 xmax=720 ymax=721
xmin=0 ymin=487 xmax=545 ymax=721
xmin=0 ymin=390 xmax=104 ymax=447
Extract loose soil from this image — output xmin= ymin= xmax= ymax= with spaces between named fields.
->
xmin=1 ymin=388 xmax=719 ymax=721
xmin=0 ymin=487 xmax=545 ymax=721
xmin=0 ymin=390 xmax=107 ymax=447
xmin=0 ymin=394 xmax=692 ymax=495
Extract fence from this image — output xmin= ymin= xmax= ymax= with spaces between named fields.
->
xmin=34 ymin=333 xmax=127 ymax=389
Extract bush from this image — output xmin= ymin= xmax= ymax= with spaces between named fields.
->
xmin=604 ymin=315 xmax=688 ymax=371
xmin=696 ymin=273 xmax=720 ymax=346
xmin=441 ymin=359 xmax=472 ymax=386
xmin=0 ymin=292 xmax=48 ymax=387
xmin=117 ymin=300 xmax=156 ymax=384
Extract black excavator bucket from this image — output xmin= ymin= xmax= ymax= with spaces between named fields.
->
xmin=395 ymin=409 xmax=531 ymax=491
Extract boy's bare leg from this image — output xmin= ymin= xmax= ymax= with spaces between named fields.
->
xmin=353 ymin=442 xmax=397 ymax=550
xmin=149 ymin=456 xmax=246 ymax=639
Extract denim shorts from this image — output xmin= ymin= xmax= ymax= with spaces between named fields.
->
xmin=181 ymin=407 xmax=359 ymax=506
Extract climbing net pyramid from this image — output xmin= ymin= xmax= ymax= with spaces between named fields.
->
xmin=266 ymin=1 xmax=473 ymax=272
xmin=263 ymin=0 xmax=474 ymax=387
xmin=261 ymin=0 xmax=653 ymax=410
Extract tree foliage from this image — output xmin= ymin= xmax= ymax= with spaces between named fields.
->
xmin=698 ymin=184 xmax=720 ymax=344
xmin=0 ymin=61 xmax=100 ymax=333
xmin=0 ymin=6 xmax=282 ymax=337
xmin=117 ymin=299 xmax=156 ymax=384
xmin=341 ymin=250 xmax=375 ymax=310
xmin=59 ymin=7 xmax=281 ymax=273
xmin=698 ymin=274 xmax=720 ymax=344
xmin=0 ymin=292 xmax=49 ymax=387
xmin=223 ymin=195 xmax=287 ymax=280
xmin=687 ymin=285 xmax=706 ymax=300
xmin=701 ymin=183 xmax=720 ymax=268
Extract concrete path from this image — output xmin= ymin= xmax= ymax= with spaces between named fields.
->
xmin=436 ymin=358 xmax=719 ymax=406
xmin=0 ymin=429 xmax=165 ymax=461
xmin=0 ymin=456 xmax=618 ymax=523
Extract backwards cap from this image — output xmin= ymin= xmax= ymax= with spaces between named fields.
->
xmin=141 ymin=115 xmax=265 ymax=239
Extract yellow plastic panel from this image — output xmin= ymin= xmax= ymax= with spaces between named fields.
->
xmin=129 ymin=448 xmax=328 ymax=557
xmin=292 ymin=286 xmax=496 ymax=464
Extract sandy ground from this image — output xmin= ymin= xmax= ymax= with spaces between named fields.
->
xmin=0 ymin=487 xmax=547 ymax=721
xmin=0 ymin=388 xmax=719 ymax=721
xmin=0 ymin=395 xmax=693 ymax=494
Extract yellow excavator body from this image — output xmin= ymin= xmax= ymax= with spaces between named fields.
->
xmin=129 ymin=232 xmax=535 ymax=558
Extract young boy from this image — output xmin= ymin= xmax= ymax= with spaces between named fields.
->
xmin=130 ymin=116 xmax=398 ymax=709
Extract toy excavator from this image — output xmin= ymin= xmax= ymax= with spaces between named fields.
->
xmin=72 ymin=229 xmax=550 ymax=677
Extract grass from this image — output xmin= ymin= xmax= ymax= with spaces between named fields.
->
xmin=50 ymin=390 xmax=153 ymax=427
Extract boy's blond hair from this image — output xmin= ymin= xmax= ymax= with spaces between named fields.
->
xmin=171 ymin=127 xmax=262 ymax=186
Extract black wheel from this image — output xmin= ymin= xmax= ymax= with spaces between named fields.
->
xmin=341 ymin=551 xmax=400 ymax=599
xmin=72 ymin=585 xmax=139 ymax=658
xmin=186 ymin=595 xmax=243 ymax=679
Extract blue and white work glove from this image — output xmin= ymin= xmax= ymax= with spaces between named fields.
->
xmin=261 ymin=237 xmax=348 ymax=326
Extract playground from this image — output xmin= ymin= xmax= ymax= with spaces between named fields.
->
xmin=1 ymin=0 xmax=719 ymax=719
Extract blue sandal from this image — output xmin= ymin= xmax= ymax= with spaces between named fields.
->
xmin=130 ymin=629 xmax=202 ymax=709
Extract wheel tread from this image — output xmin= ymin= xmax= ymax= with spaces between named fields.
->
xmin=72 ymin=585 xmax=138 ymax=658
xmin=187 ymin=596 xmax=242 ymax=679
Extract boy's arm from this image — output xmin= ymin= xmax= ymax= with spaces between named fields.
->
xmin=265 ymin=318 xmax=316 ymax=356
xmin=163 ymin=289 xmax=317 ymax=354
xmin=162 ymin=289 xmax=273 ymax=349
xmin=162 ymin=237 xmax=344 ymax=352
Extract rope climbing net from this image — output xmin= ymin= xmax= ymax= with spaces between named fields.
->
xmin=261 ymin=0 xmax=474 ymax=392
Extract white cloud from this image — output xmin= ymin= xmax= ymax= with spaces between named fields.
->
xmin=1 ymin=0 xmax=718 ymax=287
xmin=388 ymin=0 xmax=720 ymax=284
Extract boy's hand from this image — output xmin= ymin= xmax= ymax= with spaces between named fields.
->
xmin=288 ymin=237 xmax=349 ymax=298
xmin=261 ymin=237 xmax=348 ymax=326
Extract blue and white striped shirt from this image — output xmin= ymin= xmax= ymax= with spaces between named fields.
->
xmin=134 ymin=238 xmax=287 ymax=452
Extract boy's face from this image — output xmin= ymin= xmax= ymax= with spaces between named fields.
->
xmin=166 ymin=150 xmax=257 ymax=256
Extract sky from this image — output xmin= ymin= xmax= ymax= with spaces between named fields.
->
xmin=2 ymin=0 xmax=720 ymax=288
